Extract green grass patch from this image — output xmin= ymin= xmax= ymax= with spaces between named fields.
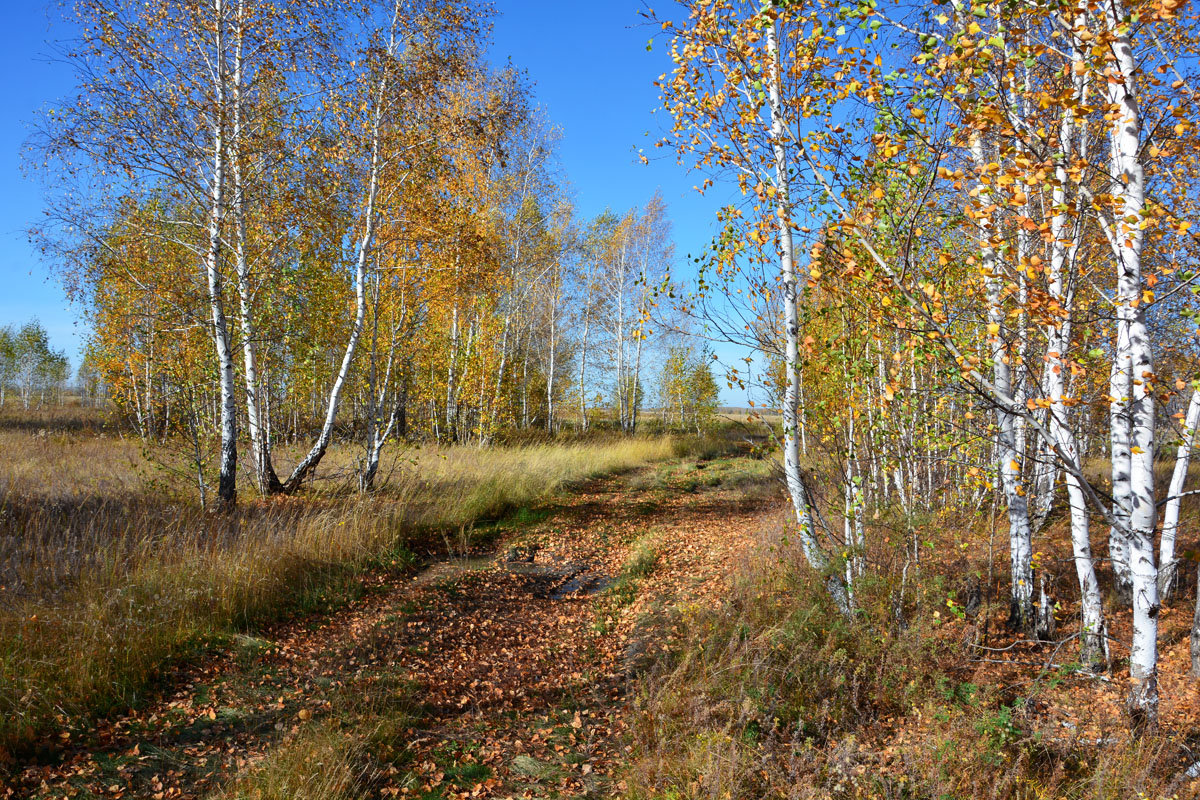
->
xmin=595 ymin=534 xmax=661 ymax=634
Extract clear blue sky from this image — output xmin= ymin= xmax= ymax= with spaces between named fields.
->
xmin=0 ymin=5 xmax=81 ymax=359
xmin=0 ymin=2 xmax=750 ymax=401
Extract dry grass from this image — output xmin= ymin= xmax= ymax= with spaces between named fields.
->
xmin=0 ymin=419 xmax=677 ymax=761
xmin=622 ymin=505 xmax=1196 ymax=800
xmin=211 ymin=721 xmax=378 ymax=800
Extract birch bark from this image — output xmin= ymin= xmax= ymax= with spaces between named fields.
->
xmin=1047 ymin=115 xmax=1103 ymax=664
xmin=969 ymin=130 xmax=1033 ymax=631
xmin=1159 ymin=386 xmax=1200 ymax=597
xmin=1043 ymin=28 xmax=1106 ymax=667
xmin=204 ymin=0 xmax=239 ymax=509
xmin=1102 ymin=0 xmax=1158 ymax=725
xmin=765 ymin=19 xmax=848 ymax=612
xmin=230 ymin=0 xmax=281 ymax=495
xmin=281 ymin=4 xmax=397 ymax=491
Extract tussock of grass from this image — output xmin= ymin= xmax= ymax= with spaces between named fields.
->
xmin=391 ymin=438 xmax=677 ymax=528
xmin=625 ymin=551 xmax=949 ymax=798
xmin=213 ymin=664 xmax=420 ymax=800
xmin=624 ymin=536 xmax=660 ymax=581
xmin=0 ymin=433 xmax=677 ymax=760
xmin=510 ymin=754 xmax=566 ymax=781
xmin=213 ymin=722 xmax=374 ymax=800
xmin=669 ymin=430 xmax=742 ymax=461
xmin=627 ymin=452 xmax=775 ymax=499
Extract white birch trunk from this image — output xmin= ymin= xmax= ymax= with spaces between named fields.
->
xmin=579 ymin=310 xmax=590 ymax=431
xmin=1110 ymin=320 xmax=1134 ymax=599
xmin=1103 ymin=0 xmax=1158 ymax=725
xmin=546 ymin=270 xmax=558 ymax=433
xmin=446 ymin=294 xmax=460 ymax=438
xmin=205 ymin=0 xmax=238 ymax=508
xmin=488 ymin=311 xmax=511 ymax=438
xmin=282 ymin=10 xmax=396 ymax=491
xmin=631 ymin=327 xmax=644 ymax=434
xmin=1192 ymin=566 xmax=1200 ymax=676
xmin=765 ymin=20 xmax=848 ymax=613
xmin=1160 ymin=387 xmax=1200 ymax=597
xmin=615 ymin=235 xmax=628 ymax=432
xmin=231 ymin=1 xmax=280 ymax=495
xmin=970 ymin=131 xmax=1033 ymax=630
xmin=1045 ymin=34 xmax=1106 ymax=668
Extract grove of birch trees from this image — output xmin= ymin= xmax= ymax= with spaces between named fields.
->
xmin=655 ymin=0 xmax=1200 ymax=729
xmin=35 ymin=0 xmax=703 ymax=507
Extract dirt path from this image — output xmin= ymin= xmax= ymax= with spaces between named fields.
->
xmin=7 ymin=459 xmax=773 ymax=800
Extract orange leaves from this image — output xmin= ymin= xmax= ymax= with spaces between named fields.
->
xmin=753 ymin=181 xmax=778 ymax=201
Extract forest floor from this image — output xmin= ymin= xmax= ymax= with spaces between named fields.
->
xmin=5 ymin=454 xmax=776 ymax=799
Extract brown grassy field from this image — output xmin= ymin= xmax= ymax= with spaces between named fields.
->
xmin=0 ymin=409 xmax=685 ymax=761
xmin=9 ymin=405 xmax=1197 ymax=799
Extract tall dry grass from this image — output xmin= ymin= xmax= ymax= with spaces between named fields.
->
xmin=622 ymin=501 xmax=1192 ymax=800
xmin=0 ymin=424 xmax=676 ymax=761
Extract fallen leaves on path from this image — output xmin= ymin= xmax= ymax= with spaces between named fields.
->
xmin=6 ymin=458 xmax=776 ymax=800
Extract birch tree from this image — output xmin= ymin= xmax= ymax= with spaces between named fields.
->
xmin=279 ymin=0 xmax=493 ymax=489
xmin=1099 ymin=0 xmax=1159 ymax=725
xmin=39 ymin=0 xmax=265 ymax=506
xmin=654 ymin=1 xmax=851 ymax=611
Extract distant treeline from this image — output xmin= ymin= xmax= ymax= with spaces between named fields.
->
xmin=0 ymin=320 xmax=81 ymax=409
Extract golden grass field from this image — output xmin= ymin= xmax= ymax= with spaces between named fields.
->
xmin=0 ymin=411 xmax=683 ymax=758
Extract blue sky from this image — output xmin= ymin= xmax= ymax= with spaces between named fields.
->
xmin=0 ymin=2 xmax=751 ymax=401
xmin=0 ymin=5 xmax=81 ymax=359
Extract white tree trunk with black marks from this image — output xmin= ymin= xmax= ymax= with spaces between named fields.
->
xmin=969 ymin=130 xmax=1033 ymax=631
xmin=765 ymin=20 xmax=848 ymax=613
xmin=1160 ymin=386 xmax=1200 ymax=597
xmin=1102 ymin=0 xmax=1158 ymax=726
xmin=205 ymin=0 xmax=238 ymax=508
xmin=282 ymin=2 xmax=400 ymax=491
